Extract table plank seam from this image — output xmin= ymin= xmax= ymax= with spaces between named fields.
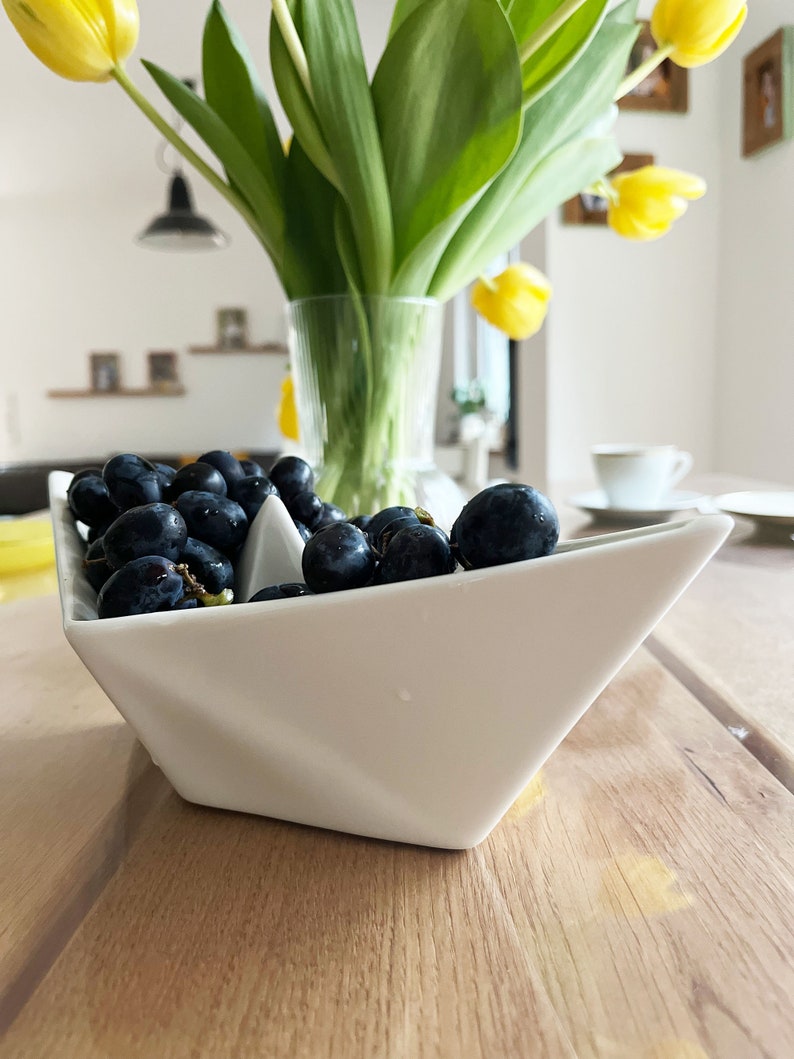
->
xmin=645 ymin=635 xmax=794 ymax=795
xmin=0 ymin=759 xmax=169 ymax=1038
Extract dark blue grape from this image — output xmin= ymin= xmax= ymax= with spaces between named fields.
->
xmin=180 ymin=537 xmax=235 ymax=594
xmin=249 ymin=583 xmax=314 ymax=603
xmin=153 ymin=462 xmax=177 ymax=491
xmin=103 ymin=502 xmax=188 ymax=570
xmin=313 ymin=502 xmax=347 ymax=532
xmin=103 ymin=453 xmax=162 ymax=510
xmin=229 ymin=475 xmax=279 ymax=522
xmin=168 ymin=462 xmax=227 ymax=499
xmin=174 ymin=598 xmax=199 ymax=610
xmin=451 ymin=483 xmax=559 ymax=569
xmin=348 ymin=514 xmax=372 ymax=533
xmin=97 ymin=556 xmax=187 ymax=618
xmin=87 ymin=520 xmax=114 ymax=544
xmin=366 ymin=506 xmax=417 ymax=547
xmin=71 ymin=467 xmax=103 ymax=484
xmin=287 ymin=490 xmax=323 ymax=531
xmin=268 ymin=455 xmax=314 ymax=501
xmin=174 ymin=490 xmax=248 ymax=553
xmin=82 ymin=536 xmax=112 ymax=593
xmin=197 ymin=450 xmax=245 ymax=490
xmin=301 ymin=522 xmax=376 ymax=593
xmin=67 ymin=473 xmax=118 ymax=528
xmin=372 ymin=512 xmax=421 ymax=556
xmin=293 ymin=520 xmax=312 ymax=543
xmin=239 ymin=458 xmax=265 ymax=478
xmin=376 ymin=524 xmax=457 ymax=584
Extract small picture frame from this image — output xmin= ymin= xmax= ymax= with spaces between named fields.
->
xmin=90 ymin=352 xmax=121 ymax=393
xmin=742 ymin=27 xmax=794 ymax=157
xmin=147 ymin=350 xmax=180 ymax=392
xmin=562 ymin=153 xmax=655 ymax=226
xmin=618 ymin=21 xmax=688 ymax=114
xmin=216 ymin=307 xmax=249 ymax=351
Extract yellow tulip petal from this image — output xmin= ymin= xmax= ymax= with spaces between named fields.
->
xmin=608 ymin=204 xmax=672 ymax=240
xmin=2 ymin=0 xmax=138 ymax=82
xmin=651 ymin=0 xmax=746 ymax=68
xmin=472 ymin=264 xmax=552 ymax=341
xmin=606 ymin=162 xmax=706 ymax=241
xmin=612 ymin=166 xmax=706 ymax=200
xmin=277 ymin=375 xmax=300 ymax=441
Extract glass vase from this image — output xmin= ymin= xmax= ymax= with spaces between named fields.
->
xmin=286 ymin=294 xmax=466 ymax=527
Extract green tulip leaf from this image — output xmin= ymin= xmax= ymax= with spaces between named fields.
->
xmin=430 ymin=0 xmax=639 ymax=297
xmin=269 ymin=0 xmax=341 ymax=191
xmin=372 ymin=0 xmax=522 ymax=280
xmin=388 ymin=0 xmax=428 ymax=38
xmin=439 ymin=134 xmax=622 ymax=298
xmin=503 ymin=0 xmax=611 ymax=107
xmin=142 ymin=62 xmax=284 ymax=264
xmin=300 ymin=0 xmax=394 ymax=294
xmin=281 ymin=141 xmax=346 ymax=299
xmin=202 ymin=1 xmax=285 ymax=206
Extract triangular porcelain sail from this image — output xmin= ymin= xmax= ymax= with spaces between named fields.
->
xmin=234 ymin=494 xmax=306 ymax=603
xmin=49 ymin=472 xmax=732 ymax=849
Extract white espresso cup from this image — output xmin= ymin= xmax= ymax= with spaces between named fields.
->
xmin=591 ymin=444 xmax=693 ymax=509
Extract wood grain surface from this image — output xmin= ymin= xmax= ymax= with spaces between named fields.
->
xmin=1 ymin=595 xmax=793 ymax=1057
xmin=558 ymin=473 xmax=794 ymax=787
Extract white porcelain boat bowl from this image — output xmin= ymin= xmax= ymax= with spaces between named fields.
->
xmin=49 ymin=472 xmax=732 ymax=850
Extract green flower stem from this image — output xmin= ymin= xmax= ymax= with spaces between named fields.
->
xmin=110 ymin=64 xmax=265 ymax=243
xmin=519 ymin=0 xmax=590 ymax=65
xmin=583 ymin=177 xmax=617 ymax=203
xmin=271 ymin=0 xmax=316 ymax=105
xmin=614 ymin=43 xmax=674 ymax=100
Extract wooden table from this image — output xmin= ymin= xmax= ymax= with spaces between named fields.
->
xmin=1 ymin=475 xmax=793 ymax=1058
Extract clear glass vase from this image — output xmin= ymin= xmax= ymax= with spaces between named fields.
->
xmin=286 ymin=294 xmax=466 ymax=527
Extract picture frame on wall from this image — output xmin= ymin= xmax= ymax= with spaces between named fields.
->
xmin=147 ymin=351 xmax=180 ymax=392
xmin=89 ymin=352 xmax=121 ymax=392
xmin=742 ymin=27 xmax=794 ymax=157
xmin=216 ymin=307 xmax=249 ymax=351
xmin=618 ymin=21 xmax=689 ymax=113
xmin=562 ymin=153 xmax=655 ymax=226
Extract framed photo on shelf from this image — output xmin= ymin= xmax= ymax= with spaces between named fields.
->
xmin=742 ymin=27 xmax=794 ymax=157
xmin=216 ymin=306 xmax=248 ymax=351
xmin=562 ymin=153 xmax=655 ymax=226
xmin=147 ymin=350 xmax=180 ymax=391
xmin=618 ymin=21 xmax=688 ymax=113
xmin=89 ymin=352 xmax=121 ymax=392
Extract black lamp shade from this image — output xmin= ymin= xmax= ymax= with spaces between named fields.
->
xmin=136 ymin=174 xmax=228 ymax=251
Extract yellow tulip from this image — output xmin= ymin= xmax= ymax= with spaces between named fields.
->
xmin=277 ymin=374 xmax=300 ymax=441
xmin=2 ymin=0 xmax=139 ymax=83
xmin=651 ymin=0 xmax=747 ymax=68
xmin=607 ymin=165 xmax=706 ymax=241
xmin=471 ymin=263 xmax=553 ymax=341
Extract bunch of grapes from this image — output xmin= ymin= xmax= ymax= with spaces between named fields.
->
xmin=69 ymin=450 xmax=560 ymax=619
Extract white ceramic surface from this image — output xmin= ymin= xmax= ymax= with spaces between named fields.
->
xmin=568 ymin=489 xmax=705 ymax=524
xmin=591 ymin=444 xmax=693 ymax=508
xmin=710 ymin=491 xmax=794 ymax=531
xmin=49 ymin=471 xmax=732 ymax=849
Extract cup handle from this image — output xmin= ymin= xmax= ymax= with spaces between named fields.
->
xmin=669 ymin=450 xmax=693 ymax=489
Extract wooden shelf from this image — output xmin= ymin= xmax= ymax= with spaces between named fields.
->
xmin=187 ymin=342 xmax=287 ymax=355
xmin=47 ymin=387 xmax=186 ymax=399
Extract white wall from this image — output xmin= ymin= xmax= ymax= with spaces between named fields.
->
xmin=714 ymin=2 xmax=794 ymax=484
xmin=544 ymin=0 xmax=723 ymax=484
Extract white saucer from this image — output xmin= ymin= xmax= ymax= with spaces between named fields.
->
xmin=567 ymin=489 xmax=706 ymax=523
xmin=710 ymin=491 xmax=794 ymax=532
